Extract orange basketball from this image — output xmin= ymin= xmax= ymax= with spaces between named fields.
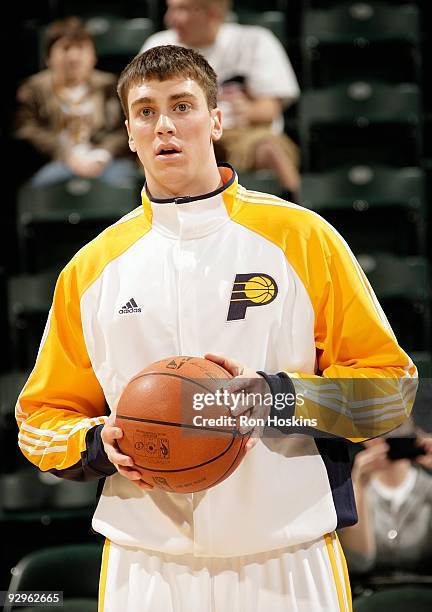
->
xmin=115 ymin=356 xmax=250 ymax=493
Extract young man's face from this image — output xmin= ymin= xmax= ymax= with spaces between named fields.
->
xmin=126 ymin=76 xmax=222 ymax=198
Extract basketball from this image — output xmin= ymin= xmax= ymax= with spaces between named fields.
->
xmin=115 ymin=356 xmax=251 ymax=493
xmin=243 ymin=275 xmax=276 ymax=304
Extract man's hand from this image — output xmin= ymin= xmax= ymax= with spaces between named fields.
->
xmin=352 ymin=438 xmax=391 ymax=488
xmin=101 ymin=416 xmax=153 ymax=490
xmin=204 ymin=353 xmax=271 ymax=450
xmin=415 ymin=434 xmax=432 ymax=470
xmin=219 ymin=86 xmax=253 ymax=128
xmin=219 ymin=86 xmax=282 ymax=127
xmin=65 ymin=151 xmax=108 ymax=177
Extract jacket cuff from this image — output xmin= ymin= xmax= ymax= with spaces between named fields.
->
xmin=85 ymin=425 xmax=117 ymax=477
xmin=257 ymin=371 xmax=296 ymax=434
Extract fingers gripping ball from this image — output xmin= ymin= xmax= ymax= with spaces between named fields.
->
xmin=115 ymin=356 xmax=251 ymax=493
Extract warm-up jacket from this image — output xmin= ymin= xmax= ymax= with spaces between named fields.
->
xmin=16 ymin=165 xmax=417 ymax=557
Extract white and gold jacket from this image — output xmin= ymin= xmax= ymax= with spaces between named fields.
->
xmin=16 ymin=165 xmax=417 ymax=557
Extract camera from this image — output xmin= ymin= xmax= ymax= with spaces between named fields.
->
xmin=386 ymin=437 xmax=426 ymax=461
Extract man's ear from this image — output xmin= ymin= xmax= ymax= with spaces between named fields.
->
xmin=125 ymin=119 xmax=136 ymax=152
xmin=210 ymin=108 xmax=223 ymax=142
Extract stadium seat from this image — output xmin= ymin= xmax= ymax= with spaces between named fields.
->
xmin=300 ymin=165 xmax=426 ymax=255
xmin=0 ymin=466 xmax=97 ymax=512
xmin=237 ymin=170 xmax=285 ymax=198
xmin=302 ymin=2 xmax=420 ymax=87
xmin=353 ymin=586 xmax=432 ymax=612
xmin=0 ymin=467 xmax=51 ymax=511
xmin=356 ymin=253 xmax=430 ymax=351
xmin=17 ymin=177 xmax=139 ymax=272
xmin=411 ymin=352 xmax=432 ymax=379
xmin=0 ymin=370 xmax=30 ymax=473
xmin=300 ymin=81 xmax=421 ymax=170
xmin=0 ymin=267 xmax=11 ymax=372
xmin=410 ymin=351 xmax=432 ymax=433
xmin=4 ymin=544 xmax=102 ymax=612
xmin=233 ymin=10 xmax=287 ymax=46
xmin=357 ymin=253 xmax=429 ymax=301
xmin=8 ymin=270 xmax=59 ymax=369
xmin=86 ymin=16 xmax=155 ymax=73
xmin=303 ymin=2 xmax=419 ymax=45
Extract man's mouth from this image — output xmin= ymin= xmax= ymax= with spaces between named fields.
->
xmin=156 ymin=145 xmax=182 ymax=157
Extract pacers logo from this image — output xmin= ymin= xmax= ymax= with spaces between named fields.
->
xmin=227 ymin=273 xmax=278 ymax=321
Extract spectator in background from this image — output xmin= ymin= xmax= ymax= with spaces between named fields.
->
xmin=15 ymin=16 xmax=136 ymax=188
xmin=142 ymin=0 xmax=301 ymax=198
xmin=338 ymin=429 xmax=432 ymax=577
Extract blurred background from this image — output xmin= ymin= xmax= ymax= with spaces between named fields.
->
xmin=1 ymin=1 xmax=432 ymax=610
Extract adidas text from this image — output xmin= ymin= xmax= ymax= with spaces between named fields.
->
xmin=119 ymin=307 xmax=142 ymax=314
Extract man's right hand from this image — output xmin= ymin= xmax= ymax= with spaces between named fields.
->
xmin=101 ymin=416 xmax=153 ymax=490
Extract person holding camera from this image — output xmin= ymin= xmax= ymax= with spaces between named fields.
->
xmin=338 ymin=433 xmax=432 ymax=576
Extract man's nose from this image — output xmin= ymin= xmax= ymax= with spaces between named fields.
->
xmin=155 ymin=114 xmax=176 ymax=135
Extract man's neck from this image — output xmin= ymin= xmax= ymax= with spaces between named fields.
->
xmin=181 ymin=22 xmax=221 ymax=49
xmin=146 ymin=168 xmax=223 ymax=201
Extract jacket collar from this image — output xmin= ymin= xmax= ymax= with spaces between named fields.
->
xmin=141 ymin=164 xmax=238 ymax=239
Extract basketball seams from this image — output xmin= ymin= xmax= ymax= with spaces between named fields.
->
xmin=116 ymin=356 xmax=247 ymax=493
xmin=128 ymin=371 xmax=223 ymax=394
xmin=116 ymin=414 xmax=235 ymax=435
xmin=132 ymin=435 xmax=239 ymax=474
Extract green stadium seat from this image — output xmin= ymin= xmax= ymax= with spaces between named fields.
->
xmin=357 ymin=253 xmax=429 ymax=301
xmin=303 ymin=2 xmax=419 ymax=46
xmin=410 ymin=351 xmax=432 ymax=433
xmin=8 ymin=270 xmax=59 ymax=369
xmin=302 ymin=2 xmax=420 ymax=87
xmin=353 ymin=586 xmax=432 ymax=612
xmin=0 ymin=370 xmax=30 ymax=473
xmin=300 ymin=81 xmax=421 ymax=170
xmin=4 ymin=544 xmax=102 ymax=612
xmin=0 ymin=468 xmax=51 ymax=511
xmin=300 ymin=165 xmax=426 ymax=255
xmin=86 ymin=16 xmax=155 ymax=72
xmin=0 ymin=267 xmax=11 ymax=372
xmin=237 ymin=170 xmax=285 ymax=198
xmin=411 ymin=352 xmax=432 ymax=379
xmin=356 ymin=253 xmax=430 ymax=351
xmin=17 ymin=178 xmax=139 ymax=272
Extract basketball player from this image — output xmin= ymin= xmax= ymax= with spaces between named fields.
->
xmin=16 ymin=46 xmax=417 ymax=611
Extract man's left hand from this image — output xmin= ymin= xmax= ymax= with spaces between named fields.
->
xmin=204 ymin=353 xmax=271 ymax=450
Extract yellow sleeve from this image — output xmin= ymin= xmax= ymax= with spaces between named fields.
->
xmin=227 ymin=193 xmax=417 ymax=441
xmin=15 ymin=262 xmax=109 ymax=477
xmin=15 ymin=208 xmax=151 ymax=478
xmin=283 ymin=209 xmax=417 ymax=440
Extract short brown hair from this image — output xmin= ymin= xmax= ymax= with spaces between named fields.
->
xmin=44 ymin=16 xmax=93 ymax=58
xmin=117 ymin=45 xmax=218 ymax=119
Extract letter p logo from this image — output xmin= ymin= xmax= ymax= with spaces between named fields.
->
xmin=227 ymin=273 xmax=278 ymax=321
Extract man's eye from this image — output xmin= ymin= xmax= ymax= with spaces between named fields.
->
xmin=176 ymin=103 xmax=190 ymax=112
xmin=141 ymin=108 xmax=153 ymax=117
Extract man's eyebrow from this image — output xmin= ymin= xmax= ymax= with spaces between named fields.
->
xmin=169 ymin=92 xmax=198 ymax=102
xmin=131 ymin=96 xmax=154 ymax=109
xmin=130 ymin=92 xmax=198 ymax=111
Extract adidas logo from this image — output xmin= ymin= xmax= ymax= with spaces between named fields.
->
xmin=119 ymin=298 xmax=142 ymax=315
